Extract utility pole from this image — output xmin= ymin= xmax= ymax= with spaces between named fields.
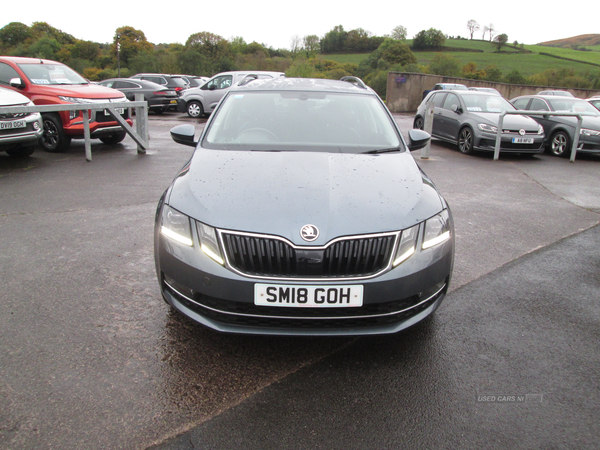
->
xmin=117 ymin=34 xmax=121 ymax=77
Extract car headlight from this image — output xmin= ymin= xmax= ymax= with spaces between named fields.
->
xmin=478 ymin=123 xmax=498 ymax=133
xmin=537 ymin=124 xmax=544 ymax=135
xmin=196 ymin=221 xmax=224 ymax=265
xmin=58 ymin=96 xmax=91 ymax=104
xmin=160 ymin=205 xmax=193 ymax=246
xmin=393 ymin=224 xmax=419 ymax=267
xmin=422 ymin=210 xmax=451 ymax=250
xmin=580 ymin=128 xmax=600 ymax=137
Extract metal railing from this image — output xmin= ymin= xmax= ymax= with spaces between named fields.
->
xmin=0 ymin=93 xmax=149 ymax=161
xmin=494 ymin=110 xmax=596 ymax=162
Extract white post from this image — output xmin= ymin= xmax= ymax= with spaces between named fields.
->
xmin=421 ymin=100 xmax=434 ymax=159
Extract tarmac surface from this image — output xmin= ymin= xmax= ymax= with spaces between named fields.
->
xmin=1 ymin=113 xmax=599 ymax=449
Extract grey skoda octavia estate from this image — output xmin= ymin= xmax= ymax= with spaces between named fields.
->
xmin=154 ymin=76 xmax=455 ymax=336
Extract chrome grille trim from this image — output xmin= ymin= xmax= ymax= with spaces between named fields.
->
xmin=218 ymin=229 xmax=399 ymax=281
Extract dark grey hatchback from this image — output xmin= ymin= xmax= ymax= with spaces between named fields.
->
xmin=154 ymin=76 xmax=454 ymax=336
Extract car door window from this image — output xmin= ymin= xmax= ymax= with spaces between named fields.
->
xmin=512 ymin=98 xmax=530 ymax=110
xmin=441 ymin=93 xmax=459 ymax=112
xmin=432 ymin=92 xmax=445 ymax=108
xmin=0 ymin=62 xmax=20 ymax=85
xmin=530 ymin=99 xmax=549 ymax=112
xmin=205 ymin=75 xmax=233 ymax=90
xmin=115 ymin=81 xmax=139 ymax=89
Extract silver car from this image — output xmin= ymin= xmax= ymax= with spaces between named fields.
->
xmin=176 ymin=70 xmax=284 ymax=118
xmin=154 ymin=76 xmax=454 ymax=336
xmin=414 ymin=90 xmax=545 ymax=155
xmin=0 ymin=87 xmax=43 ymax=157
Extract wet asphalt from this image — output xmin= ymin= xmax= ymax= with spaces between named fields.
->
xmin=0 ymin=113 xmax=599 ymax=449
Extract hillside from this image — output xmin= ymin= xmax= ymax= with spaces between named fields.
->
xmin=325 ymin=38 xmax=600 ymax=78
xmin=538 ymin=34 xmax=600 ymax=48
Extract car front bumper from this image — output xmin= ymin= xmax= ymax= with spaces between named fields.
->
xmin=476 ymin=133 xmax=545 ymax=153
xmin=154 ymin=215 xmax=455 ymax=336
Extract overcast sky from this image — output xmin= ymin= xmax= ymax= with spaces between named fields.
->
xmin=3 ymin=0 xmax=598 ymax=50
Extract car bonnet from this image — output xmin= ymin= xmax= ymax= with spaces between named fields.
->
xmin=167 ymin=149 xmax=445 ymax=246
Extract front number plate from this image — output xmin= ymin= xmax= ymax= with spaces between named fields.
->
xmin=512 ymin=137 xmax=534 ymax=144
xmin=103 ymin=108 xmax=125 ymax=115
xmin=255 ymin=284 xmax=363 ymax=307
xmin=0 ymin=120 xmax=26 ymax=130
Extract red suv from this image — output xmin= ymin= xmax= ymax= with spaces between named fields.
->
xmin=0 ymin=56 xmax=133 ymax=152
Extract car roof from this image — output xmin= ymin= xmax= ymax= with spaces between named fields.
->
xmin=0 ymin=56 xmax=62 ymax=65
xmin=229 ymin=77 xmax=376 ymax=95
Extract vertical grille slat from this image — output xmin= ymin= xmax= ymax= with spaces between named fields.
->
xmin=221 ymin=231 xmax=397 ymax=279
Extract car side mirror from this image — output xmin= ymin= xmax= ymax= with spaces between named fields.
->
xmin=9 ymin=77 xmax=25 ymax=89
xmin=408 ymin=129 xmax=431 ymax=151
xmin=208 ymin=85 xmax=217 ymax=91
xmin=170 ymin=124 xmax=198 ymax=147
xmin=451 ymin=104 xmax=462 ymax=114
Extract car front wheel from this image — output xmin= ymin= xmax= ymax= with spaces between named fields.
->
xmin=186 ymin=101 xmax=203 ymax=118
xmin=549 ymin=131 xmax=570 ymax=157
xmin=40 ymin=113 xmax=71 ymax=152
xmin=458 ymin=127 xmax=474 ymax=155
xmin=413 ymin=116 xmax=424 ymax=130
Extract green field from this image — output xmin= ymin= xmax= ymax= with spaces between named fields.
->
xmin=323 ymin=39 xmax=600 ymax=78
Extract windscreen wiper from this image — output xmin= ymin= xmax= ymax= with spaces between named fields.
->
xmin=364 ymin=147 xmax=402 ymax=154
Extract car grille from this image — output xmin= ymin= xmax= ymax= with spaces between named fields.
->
xmin=163 ymin=277 xmax=447 ymax=330
xmin=221 ymin=231 xmax=397 ymax=279
xmin=0 ymin=111 xmax=31 ymax=119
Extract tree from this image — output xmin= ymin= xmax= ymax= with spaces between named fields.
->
xmin=391 ymin=25 xmax=407 ymax=41
xmin=114 ymin=26 xmax=153 ymax=66
xmin=428 ymin=54 xmax=460 ymax=76
xmin=378 ymin=39 xmax=417 ymax=65
xmin=290 ymin=35 xmax=302 ymax=55
xmin=466 ymin=20 xmax=479 ymax=40
xmin=0 ymin=22 xmax=32 ymax=48
xmin=494 ymin=33 xmax=508 ymax=51
xmin=303 ymin=35 xmax=320 ymax=57
xmin=320 ymin=25 xmax=347 ymax=53
xmin=486 ymin=24 xmax=496 ymax=41
xmin=505 ymin=70 xmax=526 ymax=85
xmin=411 ymin=28 xmax=446 ymax=50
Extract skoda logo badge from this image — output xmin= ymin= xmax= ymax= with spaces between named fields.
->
xmin=519 ymin=129 xmax=526 ymax=136
xmin=300 ymin=224 xmax=319 ymax=242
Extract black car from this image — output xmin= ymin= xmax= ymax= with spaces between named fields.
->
xmin=99 ymin=78 xmax=178 ymax=114
xmin=154 ymin=76 xmax=454 ymax=336
xmin=511 ymin=95 xmax=600 ymax=157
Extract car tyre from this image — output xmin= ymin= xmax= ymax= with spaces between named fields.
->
xmin=413 ymin=116 xmax=424 ymax=130
xmin=549 ymin=131 xmax=570 ymax=157
xmin=40 ymin=113 xmax=71 ymax=152
xmin=187 ymin=101 xmax=203 ymax=118
xmin=5 ymin=144 xmax=36 ymax=158
xmin=100 ymin=131 xmax=127 ymax=145
xmin=458 ymin=127 xmax=474 ymax=155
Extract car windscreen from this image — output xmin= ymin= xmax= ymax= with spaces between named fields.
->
xmin=547 ymin=98 xmax=600 ymax=115
xmin=18 ymin=63 xmax=88 ymax=85
xmin=462 ymin=94 xmax=515 ymax=113
xmin=202 ymin=91 xmax=403 ymax=153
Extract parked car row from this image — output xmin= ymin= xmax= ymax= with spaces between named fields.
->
xmin=414 ymin=88 xmax=600 ymax=158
